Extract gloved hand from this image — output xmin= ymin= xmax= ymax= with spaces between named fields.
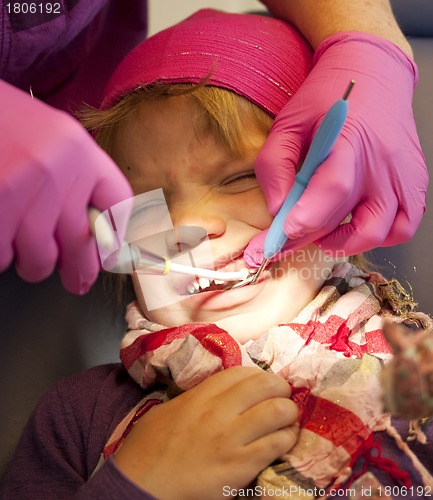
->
xmin=244 ymin=32 xmax=428 ymax=266
xmin=0 ymin=81 xmax=132 ymax=294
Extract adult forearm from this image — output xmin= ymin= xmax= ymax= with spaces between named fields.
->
xmin=260 ymin=0 xmax=412 ymax=56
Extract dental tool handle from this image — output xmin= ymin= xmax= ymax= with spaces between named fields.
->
xmin=263 ymin=80 xmax=354 ymax=261
xmin=89 ymin=209 xmax=250 ymax=281
xmin=110 ymin=244 xmax=249 ymax=281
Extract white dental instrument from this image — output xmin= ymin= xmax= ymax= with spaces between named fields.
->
xmin=88 ymin=207 xmax=115 ymax=249
xmin=112 ymin=244 xmax=250 ymax=282
xmin=88 ymin=209 xmax=250 ymax=282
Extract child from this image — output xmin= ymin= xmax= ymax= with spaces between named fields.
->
xmin=2 ymin=9 xmax=433 ymax=500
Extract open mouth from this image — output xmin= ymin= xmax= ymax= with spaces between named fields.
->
xmin=186 ymin=277 xmax=228 ymax=295
xmin=183 ymin=255 xmax=257 ymax=295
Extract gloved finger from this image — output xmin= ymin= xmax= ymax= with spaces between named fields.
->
xmin=282 ymin=142 xmax=357 ymax=239
xmin=245 ymin=143 xmax=356 ymax=266
xmin=0 ymin=243 xmax=14 ymax=272
xmin=0 ymin=158 xmax=47 ymax=272
xmin=316 ymin=197 xmax=398 ymax=256
xmin=381 ymin=208 xmax=419 ymax=247
xmin=254 ymin=129 xmax=301 ymax=215
xmin=13 ymin=188 xmax=60 ymax=282
xmin=244 ymin=228 xmax=320 ymax=267
xmin=15 ymin=237 xmax=58 ymax=283
xmin=243 ymin=230 xmax=267 ymax=267
xmin=10 ymin=168 xmax=61 ymax=282
xmin=56 ymin=202 xmax=100 ymax=295
xmin=59 ymin=241 xmax=100 ymax=295
xmin=89 ymin=162 xmax=133 ymax=251
xmin=89 ymin=155 xmax=132 ymax=211
xmin=0 ymin=205 xmax=15 ymax=270
xmin=379 ymin=155 xmax=427 ymax=246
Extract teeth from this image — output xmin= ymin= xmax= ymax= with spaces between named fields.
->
xmin=185 ymin=277 xmax=230 ymax=295
xmin=186 ymin=282 xmax=200 ymax=295
xmin=198 ymin=278 xmax=210 ymax=289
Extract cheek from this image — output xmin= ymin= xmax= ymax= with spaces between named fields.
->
xmin=131 ymin=273 xmax=150 ymax=315
xmin=131 ymin=272 xmax=180 ymax=318
xmin=228 ymin=190 xmax=272 ymax=230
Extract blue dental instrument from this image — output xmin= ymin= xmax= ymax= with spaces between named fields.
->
xmin=228 ymin=80 xmax=355 ymax=289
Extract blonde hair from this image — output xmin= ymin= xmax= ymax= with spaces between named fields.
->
xmin=81 ymin=83 xmax=274 ymax=166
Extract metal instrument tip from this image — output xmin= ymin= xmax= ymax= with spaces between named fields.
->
xmin=342 ymin=80 xmax=356 ymax=101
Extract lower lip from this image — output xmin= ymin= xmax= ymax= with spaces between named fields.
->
xmin=182 ymin=274 xmax=268 ymax=311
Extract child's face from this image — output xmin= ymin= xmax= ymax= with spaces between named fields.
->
xmin=114 ymin=95 xmax=337 ymax=343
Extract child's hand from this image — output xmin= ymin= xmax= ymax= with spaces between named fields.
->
xmin=114 ymin=366 xmax=299 ymax=499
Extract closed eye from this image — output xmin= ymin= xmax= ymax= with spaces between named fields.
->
xmin=222 ymin=171 xmax=256 ymax=185
xmin=219 ymin=171 xmax=259 ymax=194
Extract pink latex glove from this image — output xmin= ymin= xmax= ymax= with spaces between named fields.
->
xmin=244 ymin=32 xmax=428 ymax=266
xmin=0 ymin=81 xmax=132 ymax=294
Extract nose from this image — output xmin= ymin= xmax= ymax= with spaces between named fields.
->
xmin=165 ymin=206 xmax=226 ymax=252
xmin=165 ymin=226 xmax=207 ymax=252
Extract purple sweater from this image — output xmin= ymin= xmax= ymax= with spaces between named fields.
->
xmin=0 ymin=364 xmax=155 ymax=499
xmin=1 ymin=363 xmax=432 ymax=499
xmin=0 ymin=0 xmax=148 ymax=112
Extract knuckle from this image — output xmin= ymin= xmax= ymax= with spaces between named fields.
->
xmin=267 ymin=398 xmax=295 ymax=422
xmin=351 ymin=219 xmax=383 ymax=248
xmin=276 ymin=424 xmax=300 ymax=453
xmin=326 ymin=175 xmax=352 ymax=200
xmin=255 ymin=371 xmax=286 ymax=394
xmin=252 ymin=425 xmax=299 ymax=465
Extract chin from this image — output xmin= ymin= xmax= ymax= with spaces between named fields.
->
xmin=214 ymin=314 xmax=273 ymax=344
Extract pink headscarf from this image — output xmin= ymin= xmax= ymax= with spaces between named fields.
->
xmin=102 ymin=9 xmax=312 ymax=117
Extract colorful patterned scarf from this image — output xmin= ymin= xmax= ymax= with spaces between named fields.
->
xmin=104 ymin=263 xmax=427 ymax=497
